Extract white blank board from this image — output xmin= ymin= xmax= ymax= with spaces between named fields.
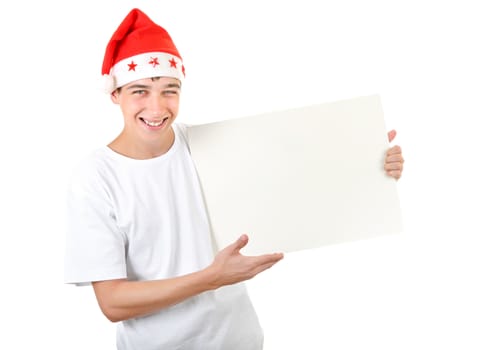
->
xmin=187 ymin=95 xmax=403 ymax=255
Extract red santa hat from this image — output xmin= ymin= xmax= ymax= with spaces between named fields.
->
xmin=101 ymin=8 xmax=185 ymax=93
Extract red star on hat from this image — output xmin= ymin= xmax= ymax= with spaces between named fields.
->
xmin=128 ymin=61 xmax=137 ymax=71
xmin=149 ymin=57 xmax=160 ymax=68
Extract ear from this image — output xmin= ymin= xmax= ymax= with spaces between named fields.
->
xmin=110 ymin=90 xmax=120 ymax=104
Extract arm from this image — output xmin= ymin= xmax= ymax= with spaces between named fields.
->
xmin=92 ymin=234 xmax=283 ymax=322
xmin=385 ymin=129 xmax=404 ymax=180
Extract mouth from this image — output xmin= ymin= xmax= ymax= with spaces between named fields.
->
xmin=140 ymin=117 xmax=169 ymax=128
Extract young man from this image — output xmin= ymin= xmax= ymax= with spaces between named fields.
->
xmin=64 ymin=8 xmax=404 ymax=350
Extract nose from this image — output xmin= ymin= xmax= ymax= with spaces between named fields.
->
xmin=148 ymin=93 xmax=165 ymax=118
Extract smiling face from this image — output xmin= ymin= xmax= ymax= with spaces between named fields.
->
xmin=109 ymin=76 xmax=181 ymax=159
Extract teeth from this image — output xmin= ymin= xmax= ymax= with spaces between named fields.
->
xmin=143 ymin=119 xmax=165 ymax=127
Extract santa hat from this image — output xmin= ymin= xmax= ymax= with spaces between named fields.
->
xmin=101 ymin=8 xmax=185 ymax=93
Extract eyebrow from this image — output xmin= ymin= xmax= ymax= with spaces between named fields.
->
xmin=126 ymin=83 xmax=181 ymax=90
xmin=164 ymin=83 xmax=181 ymax=89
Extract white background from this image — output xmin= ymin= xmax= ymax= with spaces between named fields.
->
xmin=1 ymin=0 xmax=499 ymax=349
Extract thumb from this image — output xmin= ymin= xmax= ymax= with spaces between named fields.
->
xmin=232 ymin=234 xmax=249 ymax=252
xmin=387 ymin=129 xmax=397 ymax=143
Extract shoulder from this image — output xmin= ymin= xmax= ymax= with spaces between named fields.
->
xmin=67 ymin=148 xmax=114 ymax=194
xmin=172 ymin=122 xmax=191 ymax=147
xmin=173 ymin=121 xmax=188 ymax=137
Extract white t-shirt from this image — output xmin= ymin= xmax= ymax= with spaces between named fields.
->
xmin=64 ymin=123 xmax=263 ymax=350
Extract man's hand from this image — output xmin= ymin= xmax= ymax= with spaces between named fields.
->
xmin=385 ymin=129 xmax=404 ymax=180
xmin=207 ymin=234 xmax=284 ymax=289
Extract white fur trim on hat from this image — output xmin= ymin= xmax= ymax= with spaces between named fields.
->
xmin=105 ymin=51 xmax=184 ymax=93
xmin=103 ymin=74 xmax=116 ymax=94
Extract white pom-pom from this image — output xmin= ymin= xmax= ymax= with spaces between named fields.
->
xmin=102 ymin=74 xmax=116 ymax=94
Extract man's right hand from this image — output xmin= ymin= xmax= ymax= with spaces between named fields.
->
xmin=206 ymin=234 xmax=284 ymax=289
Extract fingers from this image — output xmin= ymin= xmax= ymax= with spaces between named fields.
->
xmin=385 ymin=160 xmax=404 ymax=179
xmin=247 ymin=253 xmax=284 ymax=277
xmin=251 ymin=259 xmax=283 ymax=276
xmin=210 ymin=244 xmax=284 ymax=287
xmin=386 ymin=153 xmax=404 ymax=163
xmin=250 ymin=252 xmax=284 ymax=266
xmin=385 ymin=162 xmax=403 ymax=171
xmin=385 ymin=161 xmax=404 ymax=172
xmin=385 ymin=146 xmax=403 ymax=165
xmin=385 ymin=145 xmax=404 ymax=180
xmin=386 ymin=145 xmax=401 ymax=156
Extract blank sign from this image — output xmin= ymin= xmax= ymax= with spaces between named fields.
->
xmin=187 ymin=95 xmax=403 ymax=255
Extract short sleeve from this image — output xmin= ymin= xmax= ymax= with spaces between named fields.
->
xmin=64 ymin=164 xmax=127 ymax=286
xmin=174 ymin=122 xmax=189 ymax=148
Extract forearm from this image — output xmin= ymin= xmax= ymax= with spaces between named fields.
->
xmin=92 ymin=234 xmax=284 ymax=323
xmin=92 ymin=267 xmax=218 ymax=322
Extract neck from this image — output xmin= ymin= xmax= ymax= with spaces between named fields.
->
xmin=108 ymin=126 xmax=175 ymax=160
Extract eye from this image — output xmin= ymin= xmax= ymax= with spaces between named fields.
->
xmin=132 ymin=90 xmax=146 ymax=95
xmin=163 ymin=89 xmax=179 ymax=95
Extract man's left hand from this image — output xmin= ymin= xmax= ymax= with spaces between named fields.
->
xmin=385 ymin=130 xmax=404 ymax=180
